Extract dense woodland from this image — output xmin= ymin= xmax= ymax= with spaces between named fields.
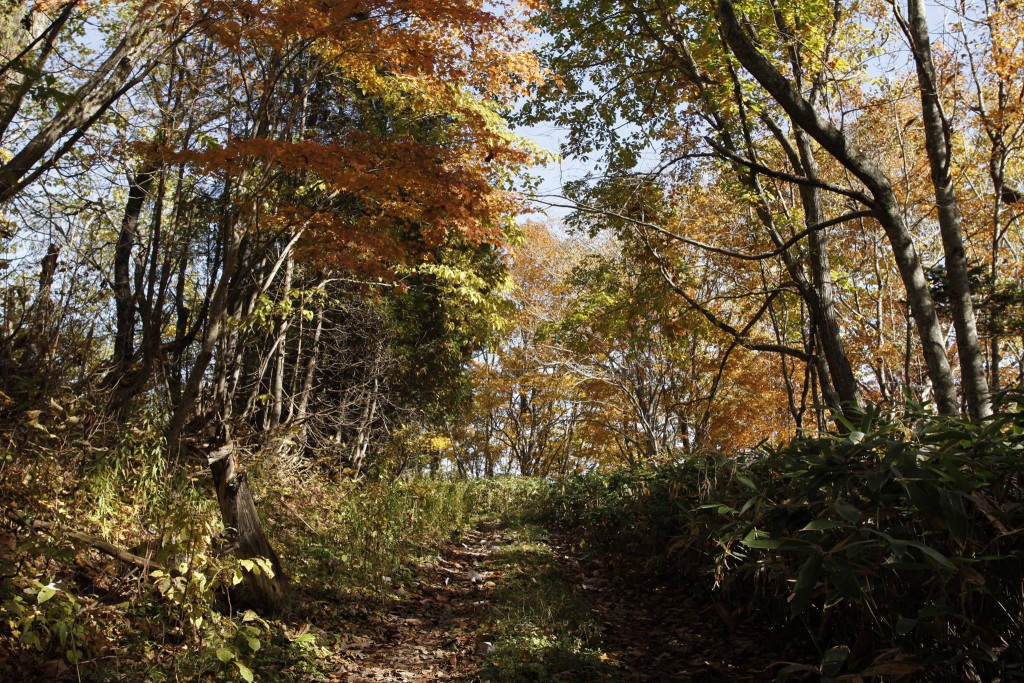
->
xmin=2 ymin=0 xmax=1024 ymax=680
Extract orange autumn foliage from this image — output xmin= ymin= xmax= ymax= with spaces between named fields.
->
xmin=166 ymin=0 xmax=544 ymax=273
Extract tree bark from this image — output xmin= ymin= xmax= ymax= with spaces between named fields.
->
xmin=759 ymin=4 xmax=862 ymax=412
xmin=167 ymin=218 xmax=241 ymax=458
xmin=294 ymin=298 xmax=324 ymax=421
xmin=793 ymin=128 xmax=861 ymax=410
xmin=905 ymin=0 xmax=991 ymax=419
xmin=987 ymin=144 xmax=1005 ymax=393
xmin=717 ymin=0 xmax=959 ymax=416
xmin=0 ymin=2 xmax=186 ymax=204
xmin=0 ymin=1 xmax=75 ymax=147
xmin=106 ymin=162 xmax=158 ymax=407
xmin=208 ymin=446 xmax=289 ymax=617
xmin=269 ymin=255 xmax=293 ymax=428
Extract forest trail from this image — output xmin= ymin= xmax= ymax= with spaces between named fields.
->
xmin=296 ymin=523 xmax=787 ymax=682
xmin=299 ymin=527 xmax=509 ymax=682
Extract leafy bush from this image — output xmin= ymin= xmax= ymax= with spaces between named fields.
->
xmin=0 ymin=409 xmax=540 ymax=681
xmin=542 ymin=395 xmax=1024 ymax=680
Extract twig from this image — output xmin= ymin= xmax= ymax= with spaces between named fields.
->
xmin=5 ymin=511 xmax=162 ymax=571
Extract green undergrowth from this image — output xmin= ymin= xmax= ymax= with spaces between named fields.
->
xmin=541 ymin=395 xmax=1024 ymax=682
xmin=0 ymin=420 xmax=541 ymax=682
xmin=477 ymin=524 xmax=610 ymax=683
xmin=8 ymin=397 xmax=1024 ymax=682
xmin=262 ymin=470 xmax=548 ymax=598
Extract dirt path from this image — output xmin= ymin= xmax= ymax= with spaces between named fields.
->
xmin=293 ymin=528 xmax=515 ymax=682
xmin=294 ymin=524 xmax=790 ymax=682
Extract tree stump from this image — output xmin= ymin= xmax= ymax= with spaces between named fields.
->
xmin=208 ymin=445 xmax=290 ymax=617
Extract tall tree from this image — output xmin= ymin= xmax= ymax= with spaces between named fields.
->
xmin=903 ymin=0 xmax=991 ymax=418
xmin=524 ymin=0 xmax=869 ymax=420
xmin=714 ymin=0 xmax=958 ymax=415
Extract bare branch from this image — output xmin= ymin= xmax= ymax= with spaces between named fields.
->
xmin=528 ymin=194 xmax=872 ymax=262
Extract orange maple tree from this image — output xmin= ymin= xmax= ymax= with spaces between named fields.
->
xmin=170 ymin=0 xmax=546 ymax=273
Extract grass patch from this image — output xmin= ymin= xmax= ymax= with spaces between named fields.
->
xmin=0 ymin=425 xmax=545 ymax=682
xmin=477 ymin=524 xmax=611 ymax=683
xmin=260 ymin=472 xmax=546 ymax=598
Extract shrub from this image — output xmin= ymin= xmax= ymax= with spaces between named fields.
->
xmin=542 ymin=394 xmax=1024 ymax=680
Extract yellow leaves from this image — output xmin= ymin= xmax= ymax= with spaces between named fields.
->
xmin=413 ymin=262 xmax=502 ymax=309
xmin=172 ymin=0 xmax=544 ymax=275
xmin=204 ymin=0 xmax=543 ymax=105
xmin=990 ymin=2 xmax=1024 ymax=85
xmin=429 ymin=434 xmax=452 ymax=451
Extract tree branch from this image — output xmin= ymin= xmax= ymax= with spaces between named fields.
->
xmin=638 ymin=233 xmax=813 ymax=361
xmin=529 ymin=194 xmax=872 ymax=262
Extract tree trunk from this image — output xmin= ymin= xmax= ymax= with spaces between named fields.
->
xmin=906 ymin=0 xmax=991 ymax=419
xmin=349 ymin=375 xmax=379 ymax=474
xmin=0 ymin=2 xmax=185 ymax=204
xmin=762 ymin=5 xmax=862 ymax=413
xmin=631 ymin=15 xmax=861 ymax=421
xmin=989 ymin=147 xmax=1005 ymax=393
xmin=721 ymin=61 xmax=859 ymax=416
xmin=168 ymin=250 xmax=192 ymax=404
xmin=0 ymin=1 xmax=74 ymax=147
xmin=294 ymin=300 xmax=324 ymax=421
xmin=484 ymin=420 xmax=495 ymax=477
xmin=717 ymin=0 xmax=959 ymax=416
xmin=269 ymin=256 xmax=293 ymax=428
xmin=793 ymin=129 xmax=861 ymax=410
xmin=167 ymin=218 xmax=241 ymax=458
xmin=208 ymin=446 xmax=289 ymax=617
xmin=105 ymin=162 xmax=158 ymax=411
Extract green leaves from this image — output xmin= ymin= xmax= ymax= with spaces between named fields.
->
xmin=833 ymin=499 xmax=861 ymax=524
xmin=820 ymin=645 xmax=850 ymax=679
xmin=735 ymin=474 xmax=758 ymax=492
xmin=791 ymin=552 xmax=822 ymax=615
xmin=799 ymin=519 xmax=848 ymax=532
xmin=543 ymin=397 xmax=1024 ymax=678
xmin=741 ymin=527 xmax=776 ymax=549
xmin=235 ymin=661 xmax=255 ymax=682
xmin=238 ymin=557 xmax=276 ymax=579
xmin=36 ymin=583 xmax=59 ymax=605
xmin=775 ymin=645 xmax=850 ymax=682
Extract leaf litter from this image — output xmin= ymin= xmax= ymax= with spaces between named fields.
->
xmin=292 ymin=522 xmax=798 ymax=682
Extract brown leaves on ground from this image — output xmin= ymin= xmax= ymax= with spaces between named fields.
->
xmin=292 ymin=524 xmax=802 ymax=682
xmin=293 ymin=528 xmax=513 ymax=682
xmin=576 ymin=559 xmax=803 ymax=681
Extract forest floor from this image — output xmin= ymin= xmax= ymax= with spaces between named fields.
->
xmin=298 ymin=521 xmax=793 ymax=682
